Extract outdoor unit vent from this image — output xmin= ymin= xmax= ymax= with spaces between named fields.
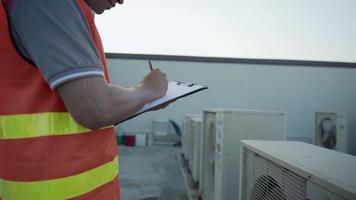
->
xmin=214 ymin=109 xmax=286 ymax=200
xmin=182 ymin=114 xmax=201 ymax=162
xmin=314 ymin=112 xmax=356 ymax=156
xmin=240 ymin=145 xmax=305 ymax=200
xmin=191 ymin=117 xmax=202 ymax=183
xmin=199 ymin=109 xmax=220 ymax=200
xmin=240 ymin=140 xmax=356 ymax=200
xmin=187 ymin=116 xmax=202 ymax=176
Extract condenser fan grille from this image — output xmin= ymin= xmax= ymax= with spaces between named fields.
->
xmin=318 ymin=117 xmax=337 ymax=149
xmin=241 ymin=147 xmax=306 ymax=200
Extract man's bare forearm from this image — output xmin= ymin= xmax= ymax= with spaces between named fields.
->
xmin=58 ymin=77 xmax=152 ymax=129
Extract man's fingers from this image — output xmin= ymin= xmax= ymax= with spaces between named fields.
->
xmin=150 ymin=100 xmax=175 ymax=111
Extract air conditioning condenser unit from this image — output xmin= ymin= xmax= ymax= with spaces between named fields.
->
xmin=240 ymin=140 xmax=356 ymax=200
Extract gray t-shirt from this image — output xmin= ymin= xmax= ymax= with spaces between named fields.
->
xmin=6 ymin=0 xmax=104 ymax=89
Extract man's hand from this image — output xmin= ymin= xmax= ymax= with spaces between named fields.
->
xmin=149 ymin=100 xmax=176 ymax=111
xmin=140 ymin=68 xmax=168 ymax=102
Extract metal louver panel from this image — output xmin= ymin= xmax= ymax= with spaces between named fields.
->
xmin=241 ymin=147 xmax=307 ymax=200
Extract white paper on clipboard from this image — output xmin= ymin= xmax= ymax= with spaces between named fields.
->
xmin=119 ymin=81 xmax=208 ymax=123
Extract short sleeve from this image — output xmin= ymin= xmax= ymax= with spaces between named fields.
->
xmin=7 ymin=0 xmax=104 ymax=89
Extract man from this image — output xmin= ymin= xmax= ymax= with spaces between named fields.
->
xmin=0 ymin=0 xmax=168 ymax=199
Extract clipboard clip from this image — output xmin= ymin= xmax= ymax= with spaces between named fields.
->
xmin=176 ymin=81 xmax=197 ymax=87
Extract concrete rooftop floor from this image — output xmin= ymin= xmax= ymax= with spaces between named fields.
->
xmin=119 ymin=145 xmax=188 ymax=200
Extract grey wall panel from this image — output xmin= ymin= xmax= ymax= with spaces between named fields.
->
xmin=107 ymin=58 xmax=356 ymax=139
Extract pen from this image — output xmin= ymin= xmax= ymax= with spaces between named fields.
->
xmin=148 ymin=60 xmax=154 ymax=71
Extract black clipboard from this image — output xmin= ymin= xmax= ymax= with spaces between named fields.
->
xmin=118 ymin=81 xmax=208 ymax=124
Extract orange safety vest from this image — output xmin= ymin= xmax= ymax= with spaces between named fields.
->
xmin=0 ymin=1 xmax=120 ymax=199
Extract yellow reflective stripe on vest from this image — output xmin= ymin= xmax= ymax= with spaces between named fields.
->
xmin=0 ymin=156 xmax=118 ymax=200
xmin=0 ymin=112 xmax=90 ymax=139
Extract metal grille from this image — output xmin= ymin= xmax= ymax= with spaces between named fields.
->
xmin=240 ymin=147 xmax=307 ymax=200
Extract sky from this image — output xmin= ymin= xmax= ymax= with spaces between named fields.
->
xmin=95 ymin=0 xmax=356 ymax=63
